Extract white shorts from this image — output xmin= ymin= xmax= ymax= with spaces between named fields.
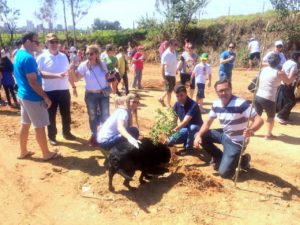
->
xmin=19 ymin=98 xmax=50 ymax=128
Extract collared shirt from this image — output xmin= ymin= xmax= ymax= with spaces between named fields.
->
xmin=209 ymin=95 xmax=257 ymax=146
xmin=174 ymin=97 xmax=203 ymax=127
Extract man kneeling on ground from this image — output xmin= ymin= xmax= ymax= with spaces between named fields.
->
xmin=194 ymin=79 xmax=264 ymax=178
xmin=166 ymin=85 xmax=203 ymax=156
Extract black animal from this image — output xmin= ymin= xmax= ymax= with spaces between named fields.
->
xmin=108 ymin=138 xmax=171 ymax=191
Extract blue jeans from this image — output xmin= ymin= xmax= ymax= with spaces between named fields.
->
xmin=85 ymin=92 xmax=110 ymax=136
xmin=201 ymin=129 xmax=242 ymax=178
xmin=99 ymin=127 xmax=139 ymax=151
xmin=168 ymin=124 xmax=201 ymax=150
xmin=219 ymin=71 xmax=232 ymax=81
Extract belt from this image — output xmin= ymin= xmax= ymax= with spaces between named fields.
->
xmin=86 ymin=89 xmax=104 ymax=94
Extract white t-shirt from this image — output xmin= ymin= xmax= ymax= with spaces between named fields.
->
xmin=248 ymin=40 xmax=260 ymax=54
xmin=256 ymin=66 xmax=281 ymax=102
xmin=282 ymin=59 xmax=298 ymax=85
xmin=161 ymin=48 xmax=177 ymax=77
xmin=263 ymin=51 xmax=286 ymax=67
xmin=193 ymin=62 xmax=212 ymax=84
xmin=36 ymin=50 xmax=70 ymax=91
xmin=76 ymin=60 xmax=108 ymax=91
xmin=97 ymin=108 xmax=129 ymax=142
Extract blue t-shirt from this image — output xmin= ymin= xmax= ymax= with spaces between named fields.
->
xmin=219 ymin=50 xmax=236 ymax=75
xmin=14 ymin=49 xmax=43 ymax=101
xmin=174 ymin=97 xmax=203 ymax=127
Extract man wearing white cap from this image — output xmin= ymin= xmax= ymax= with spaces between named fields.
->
xmin=262 ymin=40 xmax=286 ymax=68
xmin=37 ymin=33 xmax=77 ymax=145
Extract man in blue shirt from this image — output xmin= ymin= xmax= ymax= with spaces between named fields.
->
xmin=219 ymin=43 xmax=236 ymax=81
xmin=167 ymin=85 xmax=203 ymax=156
xmin=14 ymin=32 xmax=60 ymax=161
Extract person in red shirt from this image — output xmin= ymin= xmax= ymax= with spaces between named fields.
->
xmin=131 ymin=45 xmax=144 ymax=89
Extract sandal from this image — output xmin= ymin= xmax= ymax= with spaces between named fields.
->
xmin=43 ymin=152 xmax=61 ymax=161
xmin=158 ymin=98 xmax=166 ymax=107
xmin=264 ymin=134 xmax=276 ymax=140
xmin=17 ymin=151 xmax=35 ymax=159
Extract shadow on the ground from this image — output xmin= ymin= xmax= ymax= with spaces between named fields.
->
xmin=29 ymin=155 xmax=106 ymax=176
xmin=0 ymin=108 xmax=20 ymax=116
xmin=255 ymin=133 xmax=300 ymax=145
xmin=289 ymin=112 xmax=300 ymax=126
xmin=58 ymin=136 xmax=98 ymax=151
xmin=238 ymin=168 xmax=300 ymax=201
xmin=116 ymin=172 xmax=184 ymax=213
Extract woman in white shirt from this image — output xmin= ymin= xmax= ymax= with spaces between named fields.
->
xmin=254 ymin=53 xmax=295 ymax=140
xmin=71 ymin=44 xmax=110 ymax=147
xmin=97 ymin=93 xmax=140 ymax=151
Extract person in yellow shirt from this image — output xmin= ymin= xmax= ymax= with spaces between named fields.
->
xmin=117 ymin=47 xmax=129 ymax=95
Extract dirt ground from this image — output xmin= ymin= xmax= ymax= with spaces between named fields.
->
xmin=0 ymin=63 xmax=300 ymax=225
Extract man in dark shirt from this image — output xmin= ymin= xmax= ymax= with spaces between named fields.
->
xmin=167 ymin=85 xmax=203 ymax=155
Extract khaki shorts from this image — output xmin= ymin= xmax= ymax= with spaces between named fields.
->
xmin=164 ymin=76 xmax=176 ymax=93
xmin=19 ymin=98 xmax=50 ymax=128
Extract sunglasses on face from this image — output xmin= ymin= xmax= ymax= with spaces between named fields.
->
xmin=228 ymin=46 xmax=235 ymax=49
xmin=49 ymin=40 xmax=59 ymax=44
xmin=86 ymin=52 xmax=95 ymax=56
xmin=276 ymin=45 xmax=283 ymax=48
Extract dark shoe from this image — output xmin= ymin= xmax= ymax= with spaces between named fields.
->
xmin=63 ymin=133 xmax=77 ymax=140
xmin=241 ymin=153 xmax=251 ymax=170
xmin=176 ymin=149 xmax=191 ymax=156
xmin=49 ymin=138 xmax=58 ymax=146
xmin=210 ymin=157 xmax=221 ymax=171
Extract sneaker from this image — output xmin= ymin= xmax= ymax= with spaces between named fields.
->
xmin=63 ymin=133 xmax=77 ymax=140
xmin=241 ymin=153 xmax=251 ymax=170
xmin=275 ymin=116 xmax=287 ymax=125
xmin=49 ymin=138 xmax=58 ymax=146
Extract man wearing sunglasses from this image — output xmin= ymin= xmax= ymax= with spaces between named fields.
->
xmin=262 ymin=40 xmax=286 ymax=68
xmin=36 ymin=33 xmax=77 ymax=146
xmin=14 ymin=32 xmax=60 ymax=161
xmin=219 ymin=43 xmax=236 ymax=81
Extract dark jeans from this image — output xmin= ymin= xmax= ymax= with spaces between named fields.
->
xmin=99 ymin=127 xmax=139 ymax=151
xmin=46 ymin=90 xmax=71 ymax=140
xmin=3 ymin=85 xmax=17 ymax=105
xmin=168 ymin=124 xmax=200 ymax=150
xmin=276 ymin=84 xmax=296 ymax=120
xmin=201 ymin=129 xmax=242 ymax=178
xmin=122 ymin=72 xmax=129 ymax=95
xmin=85 ymin=92 xmax=110 ymax=136
xmin=219 ymin=71 xmax=232 ymax=81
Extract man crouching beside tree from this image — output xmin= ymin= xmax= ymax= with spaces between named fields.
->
xmin=194 ymin=79 xmax=264 ymax=178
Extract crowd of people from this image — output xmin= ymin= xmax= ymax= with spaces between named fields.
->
xmin=0 ymin=31 xmax=299 ymax=179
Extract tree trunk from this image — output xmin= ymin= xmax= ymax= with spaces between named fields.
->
xmin=70 ymin=0 xmax=77 ymax=48
xmin=62 ymin=0 xmax=70 ymax=46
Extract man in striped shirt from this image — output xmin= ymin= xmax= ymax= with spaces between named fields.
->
xmin=194 ymin=79 xmax=263 ymax=178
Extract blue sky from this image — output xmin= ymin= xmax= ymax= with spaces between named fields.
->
xmin=8 ymin=0 xmax=273 ymax=29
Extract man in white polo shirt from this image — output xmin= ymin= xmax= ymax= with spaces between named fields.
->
xmin=37 ymin=33 xmax=77 ymax=145
xmin=158 ymin=39 xmax=178 ymax=107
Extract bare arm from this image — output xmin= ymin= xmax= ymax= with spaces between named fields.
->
xmin=220 ymin=56 xmax=234 ymax=64
xmin=279 ymin=70 xmax=296 ymax=85
xmin=27 ymin=73 xmax=51 ymax=108
xmin=173 ymin=115 xmax=192 ymax=132
xmin=161 ymin=64 xmax=165 ymax=79
xmin=40 ymin=70 xmax=66 ymax=79
xmin=243 ymin=114 xmax=264 ymax=138
xmin=117 ymin=119 xmax=134 ymax=139
xmin=193 ymin=117 xmax=215 ymax=148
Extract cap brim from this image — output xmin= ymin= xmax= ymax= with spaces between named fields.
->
xmin=201 ymin=58 xmax=208 ymax=60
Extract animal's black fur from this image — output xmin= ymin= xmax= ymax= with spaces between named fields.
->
xmin=108 ymin=138 xmax=171 ymax=191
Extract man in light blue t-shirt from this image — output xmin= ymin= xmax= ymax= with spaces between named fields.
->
xmin=14 ymin=32 xmax=60 ymax=161
xmin=219 ymin=43 xmax=236 ymax=81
